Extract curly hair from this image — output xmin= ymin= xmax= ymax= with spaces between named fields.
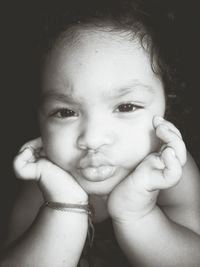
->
xmin=36 ymin=0 xmax=189 ymax=135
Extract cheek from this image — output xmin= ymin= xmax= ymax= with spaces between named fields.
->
xmin=41 ymin=124 xmax=77 ymax=168
xmin=116 ymin=117 xmax=159 ymax=166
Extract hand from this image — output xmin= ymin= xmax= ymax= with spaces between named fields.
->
xmin=107 ymin=116 xmax=187 ymax=222
xmin=13 ymin=137 xmax=88 ymax=204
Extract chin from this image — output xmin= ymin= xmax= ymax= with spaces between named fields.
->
xmin=83 ymin=185 xmax=114 ymax=196
xmin=76 ymin=174 xmax=126 ymax=196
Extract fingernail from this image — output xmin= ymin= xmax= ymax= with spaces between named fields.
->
xmin=153 ymin=116 xmax=164 ymax=127
xmin=156 ymin=116 xmax=164 ymax=123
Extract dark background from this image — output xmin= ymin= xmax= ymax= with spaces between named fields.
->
xmin=1 ymin=0 xmax=200 ymax=242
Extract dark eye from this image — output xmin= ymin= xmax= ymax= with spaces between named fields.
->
xmin=116 ymin=103 xmax=141 ymax=113
xmin=52 ymin=108 xmax=78 ymax=118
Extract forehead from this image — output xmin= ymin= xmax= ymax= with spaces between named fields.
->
xmin=41 ymin=28 xmax=163 ymax=99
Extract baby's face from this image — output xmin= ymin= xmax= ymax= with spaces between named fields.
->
xmin=39 ymin=29 xmax=165 ymax=196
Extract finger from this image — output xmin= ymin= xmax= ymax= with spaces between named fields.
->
xmin=138 ymin=151 xmax=181 ymax=191
xmin=155 ymin=124 xmax=187 ymax=166
xmin=153 ymin=116 xmax=182 ymax=139
xmin=13 ymin=148 xmax=38 ymax=180
xmin=19 ymin=137 xmax=43 ymax=152
xmin=139 ymin=153 xmax=165 ymax=170
xmin=19 ymin=137 xmax=44 ymax=159
xmin=161 ymin=147 xmax=182 ymax=187
xmin=133 ymin=154 xmax=166 ymax=191
xmin=153 ymin=116 xmax=186 ymax=164
xmin=16 ymin=147 xmax=36 ymax=164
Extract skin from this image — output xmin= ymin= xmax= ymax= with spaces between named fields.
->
xmin=39 ymin=29 xmax=166 ymax=196
xmin=2 ymin=28 xmax=200 ymax=267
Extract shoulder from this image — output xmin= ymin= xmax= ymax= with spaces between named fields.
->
xmin=158 ymin=151 xmax=200 ymax=233
xmin=4 ymin=181 xmax=43 ymax=246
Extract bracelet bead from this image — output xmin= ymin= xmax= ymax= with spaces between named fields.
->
xmin=41 ymin=201 xmax=95 ymax=246
xmin=42 ymin=201 xmax=92 ymax=216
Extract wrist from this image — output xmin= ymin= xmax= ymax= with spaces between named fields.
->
xmin=41 ymin=201 xmax=92 ymax=215
xmin=41 ymin=200 xmax=95 ymax=246
xmin=112 ymin=204 xmax=159 ymax=226
xmin=37 ymin=160 xmax=88 ymax=204
xmin=108 ymin=187 xmax=159 ymax=223
xmin=41 ymin=192 xmax=89 ymax=205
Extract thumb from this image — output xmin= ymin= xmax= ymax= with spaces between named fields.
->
xmin=13 ymin=147 xmax=40 ymax=180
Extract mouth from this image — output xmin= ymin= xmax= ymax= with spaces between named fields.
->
xmin=78 ymin=154 xmax=117 ymax=181
xmin=79 ymin=165 xmax=116 ymax=182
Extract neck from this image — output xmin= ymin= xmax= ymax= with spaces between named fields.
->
xmin=89 ymin=194 xmax=109 ymax=223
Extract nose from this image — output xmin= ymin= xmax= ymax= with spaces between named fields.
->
xmin=77 ymin=116 xmax=114 ymax=151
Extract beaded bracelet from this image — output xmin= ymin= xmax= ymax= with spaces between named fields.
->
xmin=42 ymin=201 xmax=95 ymax=246
xmin=42 ymin=201 xmax=93 ymax=216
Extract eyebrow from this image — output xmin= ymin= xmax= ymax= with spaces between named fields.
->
xmin=105 ymin=80 xmax=155 ymax=99
xmin=40 ymin=80 xmax=155 ymax=104
xmin=40 ymin=89 xmax=80 ymax=104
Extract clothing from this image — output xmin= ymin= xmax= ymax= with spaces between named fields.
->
xmin=79 ymin=218 xmax=132 ymax=267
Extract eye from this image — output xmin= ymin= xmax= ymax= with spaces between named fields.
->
xmin=51 ymin=108 xmax=78 ymax=118
xmin=115 ymin=103 xmax=142 ymax=113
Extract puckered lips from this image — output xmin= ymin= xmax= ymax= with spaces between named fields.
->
xmin=78 ymin=155 xmax=116 ymax=182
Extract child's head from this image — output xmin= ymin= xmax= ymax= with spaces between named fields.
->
xmin=38 ymin=0 xmax=176 ymax=195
